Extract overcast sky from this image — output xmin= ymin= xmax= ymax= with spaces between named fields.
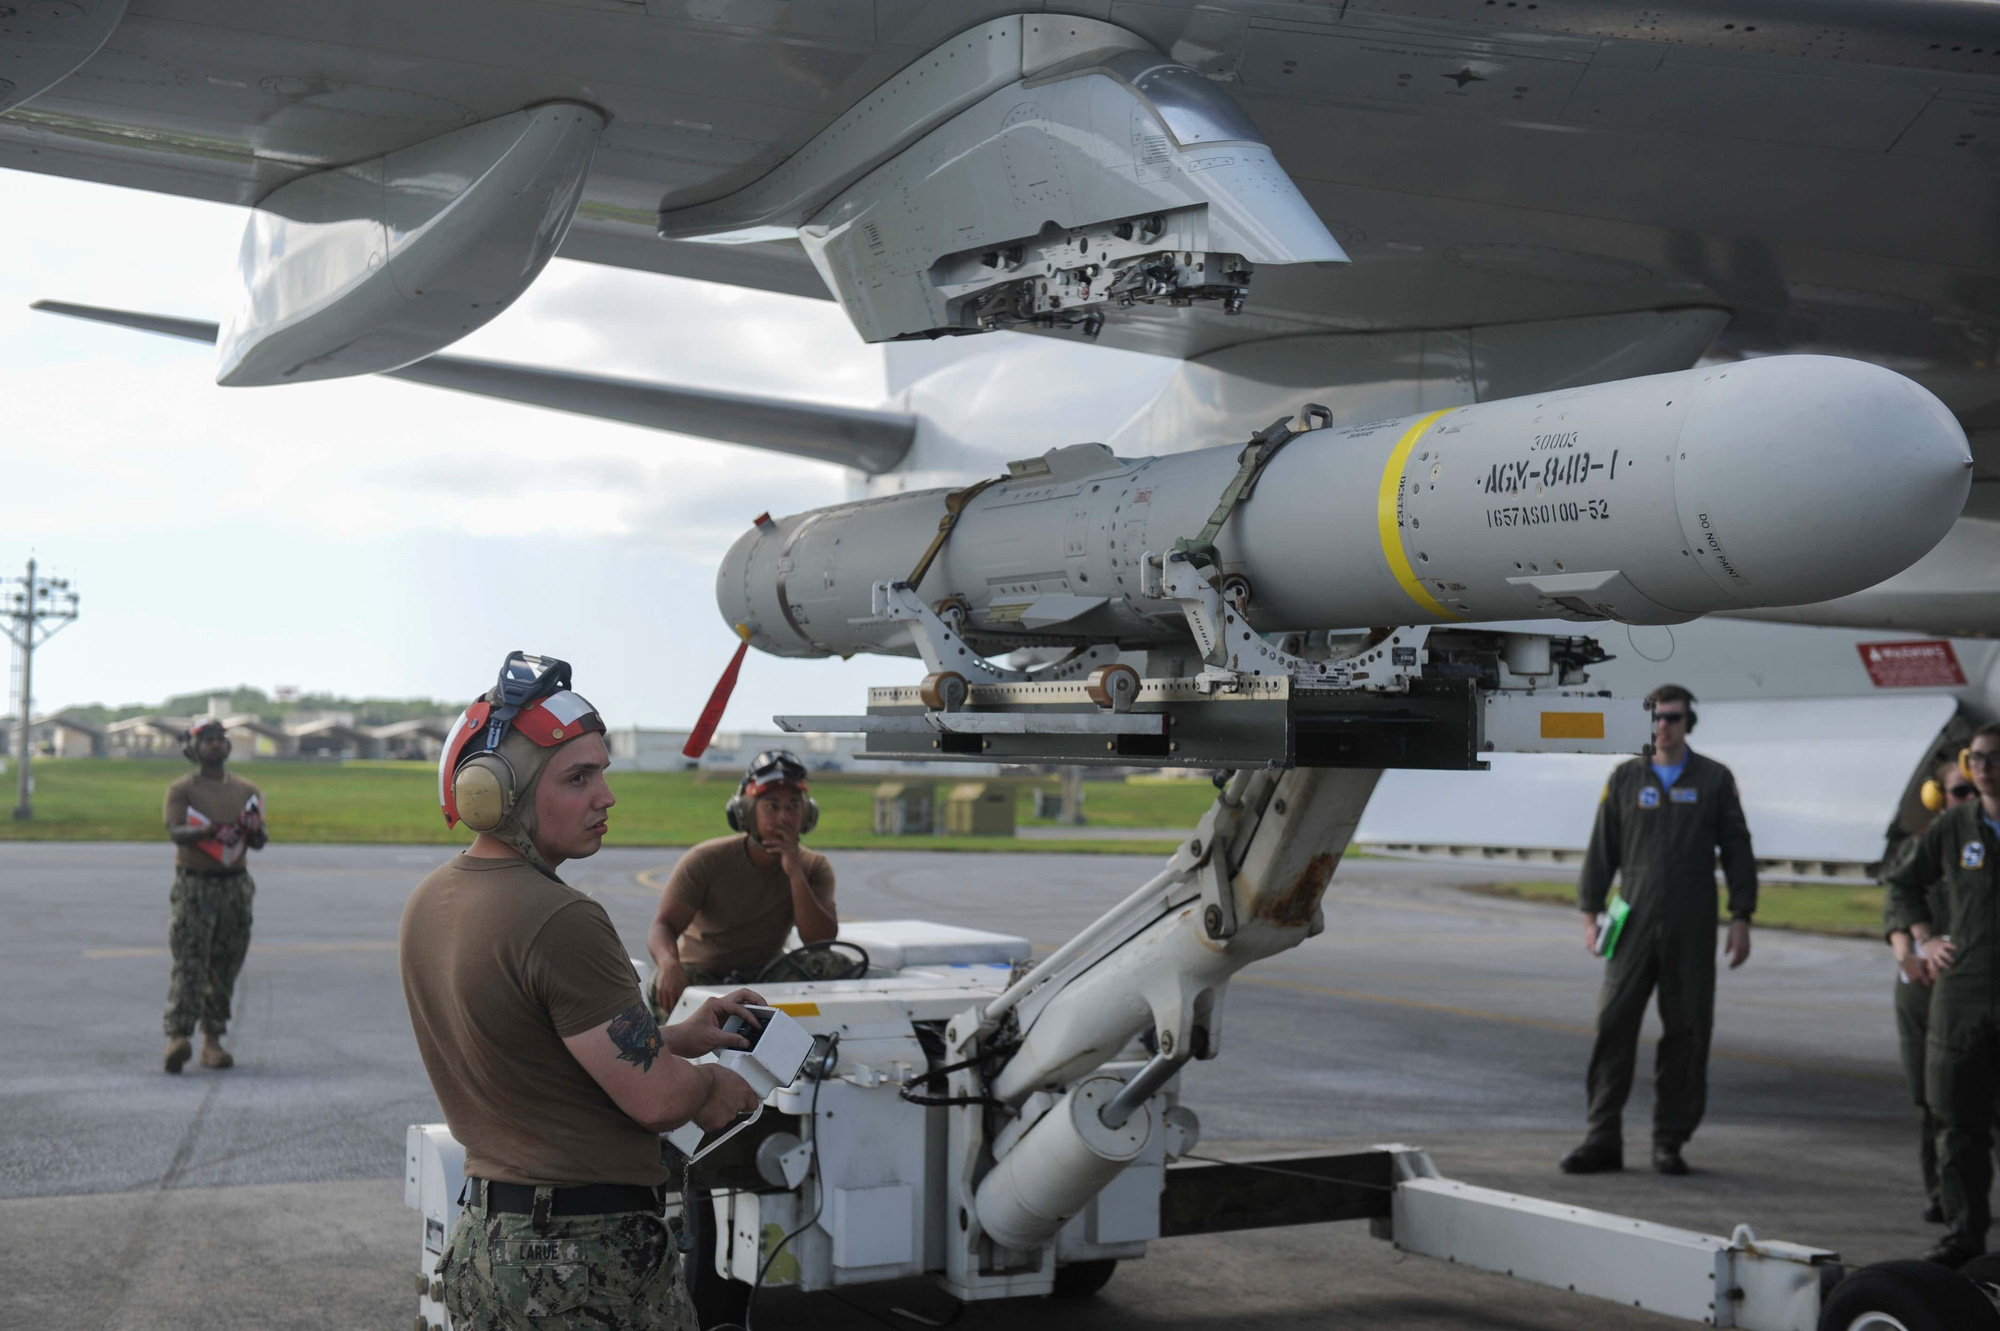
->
xmin=0 ymin=167 xmax=939 ymax=730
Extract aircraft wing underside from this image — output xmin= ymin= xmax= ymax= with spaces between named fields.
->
xmin=3 ymin=2 xmax=1999 ymax=405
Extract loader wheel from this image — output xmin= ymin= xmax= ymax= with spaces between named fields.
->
xmin=1818 ymin=1260 xmax=2000 ymax=1331
xmin=1051 ymin=1259 xmax=1118 ymax=1298
xmin=1963 ymin=1253 xmax=2000 ymax=1290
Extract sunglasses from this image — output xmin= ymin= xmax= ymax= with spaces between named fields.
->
xmin=1652 ymin=711 xmax=1689 ymax=725
xmin=1949 ymin=785 xmax=1979 ymax=800
xmin=1969 ymin=751 xmax=2000 ymax=771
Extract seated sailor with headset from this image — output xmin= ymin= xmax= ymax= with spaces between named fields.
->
xmin=648 ymin=750 xmax=863 ymax=1017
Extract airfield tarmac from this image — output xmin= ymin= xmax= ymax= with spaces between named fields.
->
xmin=3 ymin=841 xmax=1921 ymax=1330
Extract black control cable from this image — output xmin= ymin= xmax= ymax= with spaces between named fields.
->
xmin=897 ymin=1038 xmax=1015 ymax=1110
xmin=710 ymin=1031 xmax=840 ymax=1331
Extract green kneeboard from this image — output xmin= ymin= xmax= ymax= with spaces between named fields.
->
xmin=1596 ymin=896 xmax=1631 ymax=960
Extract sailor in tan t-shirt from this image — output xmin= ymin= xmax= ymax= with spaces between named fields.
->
xmin=406 ymin=653 xmax=763 ymax=1331
xmin=648 ymin=749 xmax=847 ymax=1016
xmin=160 ymin=718 xmax=266 ymax=1074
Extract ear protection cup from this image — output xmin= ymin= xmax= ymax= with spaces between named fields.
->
xmin=1923 ymin=779 xmax=1948 ymax=813
xmin=454 ymin=752 xmax=519 ymax=833
xmin=1962 ymin=748 xmax=1977 ymax=781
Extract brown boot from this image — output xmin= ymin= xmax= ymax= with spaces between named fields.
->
xmin=164 ymin=1037 xmax=192 ymax=1074
xmin=199 ymin=1036 xmax=234 ymax=1070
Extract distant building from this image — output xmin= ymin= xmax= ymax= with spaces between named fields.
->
xmin=222 ymin=714 xmax=291 ymax=758
xmin=287 ymin=717 xmax=376 ymax=761
xmin=0 ymin=713 xmax=105 ymax=758
xmin=103 ymin=715 xmax=188 ymax=757
xmin=370 ymin=718 xmax=452 ymax=761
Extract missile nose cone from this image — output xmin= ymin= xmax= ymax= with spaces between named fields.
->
xmin=1672 ymin=356 xmax=1970 ymax=608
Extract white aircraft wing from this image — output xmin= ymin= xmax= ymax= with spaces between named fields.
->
xmin=2 ymin=2 xmax=1996 ymax=386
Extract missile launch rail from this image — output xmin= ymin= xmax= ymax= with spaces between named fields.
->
xmin=775 ymin=577 xmax=1641 ymax=768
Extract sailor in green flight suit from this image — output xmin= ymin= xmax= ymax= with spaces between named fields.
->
xmin=1562 ymin=684 xmax=1758 ymax=1177
xmin=1885 ymin=722 xmax=2000 ymax=1268
xmin=1885 ymin=756 xmax=1981 ymax=1227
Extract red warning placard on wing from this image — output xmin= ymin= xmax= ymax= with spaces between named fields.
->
xmin=1858 ymin=639 xmax=1967 ymax=688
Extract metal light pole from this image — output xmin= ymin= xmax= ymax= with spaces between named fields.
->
xmin=4 ymin=558 xmax=80 ymax=821
xmin=1057 ymin=764 xmax=1087 ymax=826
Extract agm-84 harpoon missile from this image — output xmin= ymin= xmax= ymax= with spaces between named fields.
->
xmin=718 ymin=356 xmax=1971 ymax=666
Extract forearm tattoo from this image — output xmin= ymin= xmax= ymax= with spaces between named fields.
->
xmin=607 ymin=1003 xmax=663 ymax=1074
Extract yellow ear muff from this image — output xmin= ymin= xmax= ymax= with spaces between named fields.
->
xmin=455 ymin=754 xmax=515 ymax=833
xmin=1960 ymin=748 xmax=1977 ymax=781
xmin=1922 ymin=779 xmax=1948 ymax=813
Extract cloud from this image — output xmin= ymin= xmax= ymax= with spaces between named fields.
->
xmin=0 ymin=165 xmax=1165 ymax=731
xmin=0 ymin=166 xmax=890 ymax=725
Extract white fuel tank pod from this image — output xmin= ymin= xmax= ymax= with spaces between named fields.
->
xmin=217 ymin=101 xmax=603 ymax=386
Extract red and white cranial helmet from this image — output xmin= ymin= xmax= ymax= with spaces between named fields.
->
xmin=439 ymin=652 xmax=605 ymax=830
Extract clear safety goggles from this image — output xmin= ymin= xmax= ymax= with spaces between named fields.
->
xmin=743 ymin=748 xmax=809 ymax=796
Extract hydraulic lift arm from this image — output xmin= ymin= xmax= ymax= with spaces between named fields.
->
xmin=937 ymin=763 xmax=1381 ymax=1290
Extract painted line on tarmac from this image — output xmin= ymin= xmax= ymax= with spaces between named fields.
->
xmin=84 ymin=940 xmax=396 ymax=959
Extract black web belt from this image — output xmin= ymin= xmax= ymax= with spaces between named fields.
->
xmin=466 ymin=1178 xmax=664 ymax=1218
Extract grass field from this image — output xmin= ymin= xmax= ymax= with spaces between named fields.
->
xmin=0 ymin=760 xmax=1218 ymax=854
xmin=1462 ymin=879 xmax=1889 ymax=939
xmin=2 ymin=761 xmax=1890 ymax=937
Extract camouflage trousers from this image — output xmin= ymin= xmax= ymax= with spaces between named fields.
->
xmin=438 ymin=1190 xmax=698 ymax=1330
xmin=162 ymin=869 xmax=254 ymax=1039
xmin=650 ymin=947 xmax=858 ymax=1023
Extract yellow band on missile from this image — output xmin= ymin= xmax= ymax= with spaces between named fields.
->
xmin=1375 ymin=408 xmax=1462 ymax=620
